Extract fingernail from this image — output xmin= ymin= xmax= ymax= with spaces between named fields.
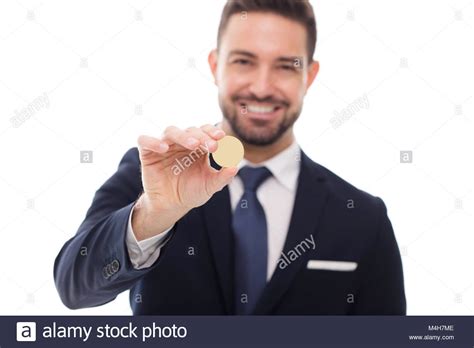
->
xmin=187 ymin=138 xmax=199 ymax=147
xmin=213 ymin=130 xmax=225 ymax=137
xmin=205 ymin=140 xmax=217 ymax=149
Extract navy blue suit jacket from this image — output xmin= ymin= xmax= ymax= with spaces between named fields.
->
xmin=54 ymin=147 xmax=406 ymax=315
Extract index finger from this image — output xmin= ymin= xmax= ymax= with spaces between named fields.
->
xmin=137 ymin=135 xmax=169 ymax=154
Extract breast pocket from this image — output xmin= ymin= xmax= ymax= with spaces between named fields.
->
xmin=279 ymin=259 xmax=359 ymax=314
xmin=306 ymin=259 xmax=358 ymax=271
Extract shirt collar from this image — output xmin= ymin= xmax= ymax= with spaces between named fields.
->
xmin=237 ymin=140 xmax=300 ymax=192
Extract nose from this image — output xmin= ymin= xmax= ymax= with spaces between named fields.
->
xmin=248 ymin=66 xmax=276 ymax=100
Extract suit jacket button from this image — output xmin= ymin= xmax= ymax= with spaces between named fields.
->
xmin=106 ymin=263 xmax=114 ymax=275
xmin=102 ymin=266 xmax=110 ymax=279
xmin=111 ymin=259 xmax=120 ymax=273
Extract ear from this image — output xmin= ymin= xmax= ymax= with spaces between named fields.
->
xmin=305 ymin=60 xmax=320 ymax=91
xmin=208 ymin=49 xmax=219 ymax=85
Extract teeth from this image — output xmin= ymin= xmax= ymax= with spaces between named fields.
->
xmin=246 ymin=104 xmax=275 ymax=113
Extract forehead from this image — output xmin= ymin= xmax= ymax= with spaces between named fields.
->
xmin=220 ymin=12 xmax=307 ymax=59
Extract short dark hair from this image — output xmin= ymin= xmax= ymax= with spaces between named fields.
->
xmin=217 ymin=0 xmax=317 ymax=62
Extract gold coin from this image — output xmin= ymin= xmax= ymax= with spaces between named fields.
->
xmin=213 ymin=135 xmax=244 ymax=168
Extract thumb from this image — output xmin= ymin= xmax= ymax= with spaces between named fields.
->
xmin=208 ymin=167 xmax=238 ymax=193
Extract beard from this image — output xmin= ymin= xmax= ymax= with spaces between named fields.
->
xmin=220 ymin=94 xmax=301 ymax=146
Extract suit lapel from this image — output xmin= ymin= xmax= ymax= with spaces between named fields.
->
xmin=253 ymin=150 xmax=329 ymax=314
xmin=202 ymin=183 xmax=234 ymax=314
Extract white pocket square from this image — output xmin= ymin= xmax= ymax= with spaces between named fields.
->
xmin=307 ymin=260 xmax=358 ymax=271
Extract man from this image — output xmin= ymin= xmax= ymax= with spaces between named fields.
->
xmin=54 ymin=0 xmax=406 ymax=315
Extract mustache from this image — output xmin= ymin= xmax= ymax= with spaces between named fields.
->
xmin=231 ymin=94 xmax=290 ymax=108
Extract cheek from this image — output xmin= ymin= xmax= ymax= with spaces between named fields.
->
xmin=219 ymin=72 xmax=248 ymax=99
xmin=280 ymin=80 xmax=306 ymax=105
xmin=217 ymin=77 xmax=230 ymax=99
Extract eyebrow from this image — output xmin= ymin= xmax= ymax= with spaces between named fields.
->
xmin=228 ymin=50 xmax=303 ymax=64
xmin=228 ymin=50 xmax=257 ymax=59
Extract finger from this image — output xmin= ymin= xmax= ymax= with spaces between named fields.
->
xmin=162 ymin=126 xmax=200 ymax=150
xmin=137 ymin=135 xmax=169 ymax=153
xmin=200 ymin=124 xmax=226 ymax=140
xmin=184 ymin=127 xmax=218 ymax=152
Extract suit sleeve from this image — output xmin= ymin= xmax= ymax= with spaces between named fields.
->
xmin=126 ymin=205 xmax=173 ymax=269
xmin=53 ymin=147 xmax=171 ymax=309
xmin=352 ymin=197 xmax=407 ymax=315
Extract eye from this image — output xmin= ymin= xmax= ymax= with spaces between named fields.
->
xmin=279 ymin=65 xmax=297 ymax=71
xmin=233 ymin=59 xmax=252 ymax=66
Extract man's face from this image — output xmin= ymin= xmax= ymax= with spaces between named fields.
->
xmin=209 ymin=12 xmax=319 ymax=146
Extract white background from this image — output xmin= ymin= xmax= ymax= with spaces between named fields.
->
xmin=0 ymin=0 xmax=473 ymax=315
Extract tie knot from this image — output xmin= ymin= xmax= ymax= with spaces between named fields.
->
xmin=238 ymin=166 xmax=272 ymax=192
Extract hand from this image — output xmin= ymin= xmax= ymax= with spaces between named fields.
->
xmin=132 ymin=124 xmax=238 ymax=240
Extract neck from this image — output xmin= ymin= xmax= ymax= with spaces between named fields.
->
xmin=221 ymin=119 xmax=295 ymax=164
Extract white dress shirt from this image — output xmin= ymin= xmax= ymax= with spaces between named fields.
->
xmin=126 ymin=141 xmax=301 ymax=280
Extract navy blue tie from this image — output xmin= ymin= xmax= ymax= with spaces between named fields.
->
xmin=232 ymin=166 xmax=272 ymax=314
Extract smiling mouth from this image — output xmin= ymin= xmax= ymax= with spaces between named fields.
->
xmin=238 ymin=102 xmax=283 ymax=120
xmin=245 ymin=103 xmax=280 ymax=113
